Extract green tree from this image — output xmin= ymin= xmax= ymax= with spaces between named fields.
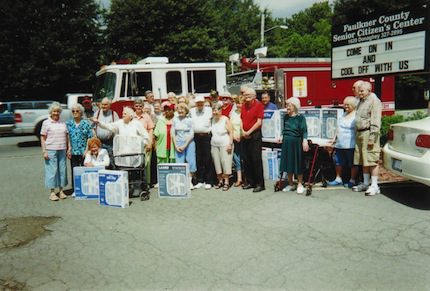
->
xmin=104 ymin=0 xmax=264 ymax=63
xmin=0 ymin=0 xmax=102 ymax=100
xmin=332 ymin=0 xmax=418 ymax=25
xmin=268 ymin=2 xmax=333 ymax=58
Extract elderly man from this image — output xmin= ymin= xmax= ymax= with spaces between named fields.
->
xmin=352 ymin=81 xmax=382 ymax=196
xmin=93 ymin=98 xmax=120 ymax=165
xmin=190 ymin=95 xmax=215 ymax=189
xmin=241 ymin=87 xmax=265 ymax=192
xmin=261 ymin=92 xmax=277 ymax=110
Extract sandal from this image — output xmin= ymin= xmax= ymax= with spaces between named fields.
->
xmin=234 ymin=181 xmax=242 ymax=187
xmin=215 ymin=181 xmax=224 ymax=189
xmin=222 ymin=184 xmax=230 ymax=191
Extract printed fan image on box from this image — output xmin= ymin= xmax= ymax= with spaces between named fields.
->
xmin=166 ymin=173 xmax=188 ymax=196
xmin=98 ymin=170 xmax=129 ymax=208
xmin=157 ymin=163 xmax=191 ymax=198
xmin=73 ymin=166 xmax=105 ymax=199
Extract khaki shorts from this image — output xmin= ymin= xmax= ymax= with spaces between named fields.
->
xmin=354 ymin=130 xmax=380 ymax=167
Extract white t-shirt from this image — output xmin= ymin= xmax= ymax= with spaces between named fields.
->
xmin=190 ymin=107 xmax=212 ymax=134
xmin=99 ymin=119 xmax=149 ymax=145
xmin=84 ymin=148 xmax=110 ymax=167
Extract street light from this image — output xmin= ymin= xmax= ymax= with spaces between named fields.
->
xmin=261 ymin=25 xmax=288 ymax=47
xmin=260 ymin=12 xmax=288 ymax=47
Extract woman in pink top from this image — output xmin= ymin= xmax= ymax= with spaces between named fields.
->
xmin=40 ymin=102 xmax=70 ymax=201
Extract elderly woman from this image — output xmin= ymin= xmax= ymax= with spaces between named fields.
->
xmin=40 ymin=102 xmax=70 ymax=201
xmin=66 ymin=103 xmax=93 ymax=190
xmin=172 ymin=103 xmax=196 ymax=189
xmin=92 ymin=106 xmax=150 ymax=197
xmin=134 ymin=99 xmax=155 ymax=182
xmin=230 ymin=95 xmax=244 ymax=187
xmin=280 ymin=97 xmax=309 ymax=194
xmin=154 ymin=102 xmax=176 ymax=164
xmin=211 ymin=102 xmax=234 ymax=190
xmin=167 ymin=92 xmax=177 ymax=110
xmin=84 ymin=137 xmax=110 ymax=167
xmin=328 ymin=96 xmax=358 ymax=188
xmin=92 ymin=107 xmax=149 ymax=143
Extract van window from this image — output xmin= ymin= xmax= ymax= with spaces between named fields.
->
xmin=166 ymin=71 xmax=182 ymax=95
xmin=187 ymin=70 xmax=217 ymax=94
xmin=120 ymin=71 xmax=152 ymax=98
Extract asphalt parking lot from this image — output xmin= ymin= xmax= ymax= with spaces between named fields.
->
xmin=1 ymin=135 xmax=430 ymax=290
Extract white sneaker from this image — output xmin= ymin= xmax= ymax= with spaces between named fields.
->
xmin=204 ymin=184 xmax=212 ymax=190
xmin=297 ymin=185 xmax=305 ymax=194
xmin=282 ymin=184 xmax=297 ymax=192
xmin=153 ymin=183 xmax=159 ymax=188
xmin=194 ymin=182 xmax=203 ymax=189
xmin=365 ymin=185 xmax=380 ymax=196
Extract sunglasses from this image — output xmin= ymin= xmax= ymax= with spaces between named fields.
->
xmin=72 ymin=110 xmax=80 ymax=113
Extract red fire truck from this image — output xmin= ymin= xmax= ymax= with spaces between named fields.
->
xmin=227 ymin=57 xmax=395 ymax=115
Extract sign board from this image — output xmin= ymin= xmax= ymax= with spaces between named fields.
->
xmin=292 ymin=77 xmax=308 ymax=97
xmin=157 ymin=163 xmax=191 ymax=198
xmin=332 ymin=5 xmax=429 ymax=78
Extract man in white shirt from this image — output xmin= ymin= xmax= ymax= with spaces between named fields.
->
xmin=93 ymin=97 xmax=120 ymax=167
xmin=189 ymin=95 xmax=215 ymax=189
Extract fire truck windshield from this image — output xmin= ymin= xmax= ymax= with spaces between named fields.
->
xmin=94 ymin=72 xmax=116 ymax=101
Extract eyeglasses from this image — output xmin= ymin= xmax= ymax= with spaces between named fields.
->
xmin=72 ymin=110 xmax=80 ymax=113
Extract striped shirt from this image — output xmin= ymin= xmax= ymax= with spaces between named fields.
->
xmin=40 ymin=118 xmax=68 ymax=150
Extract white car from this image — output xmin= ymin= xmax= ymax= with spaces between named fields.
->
xmin=383 ymin=117 xmax=430 ymax=186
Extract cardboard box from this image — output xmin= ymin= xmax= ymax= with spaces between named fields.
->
xmin=157 ymin=163 xmax=191 ymax=198
xmin=73 ymin=166 xmax=105 ymax=200
xmin=98 ymin=170 xmax=129 ymax=208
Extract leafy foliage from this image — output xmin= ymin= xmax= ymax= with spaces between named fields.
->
xmin=269 ymin=2 xmax=332 ymax=57
xmin=0 ymin=0 xmax=102 ymax=100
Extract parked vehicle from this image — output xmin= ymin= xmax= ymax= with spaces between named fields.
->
xmin=65 ymin=93 xmax=93 ymax=108
xmin=13 ymin=102 xmax=71 ymax=137
xmin=227 ymin=57 xmax=396 ymax=115
xmin=383 ymin=117 xmax=430 ymax=186
xmin=94 ymin=57 xmax=227 ymax=115
xmin=0 ymin=102 xmax=15 ymax=134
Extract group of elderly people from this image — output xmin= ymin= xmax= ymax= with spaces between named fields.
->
xmin=41 ymin=80 xmax=382 ymax=201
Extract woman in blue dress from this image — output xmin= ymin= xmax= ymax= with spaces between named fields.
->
xmin=279 ymin=97 xmax=309 ymax=194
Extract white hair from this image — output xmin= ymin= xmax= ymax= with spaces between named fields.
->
xmin=167 ymin=92 xmax=176 ymax=98
xmin=48 ymin=102 xmax=62 ymax=114
xmin=122 ymin=107 xmax=134 ymax=117
xmin=71 ymin=103 xmax=85 ymax=115
xmin=287 ymin=97 xmax=301 ymax=111
xmin=242 ymin=86 xmax=256 ymax=96
xmin=101 ymin=97 xmax=112 ymax=104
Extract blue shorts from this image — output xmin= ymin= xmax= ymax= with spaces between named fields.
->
xmin=175 ymin=141 xmax=197 ymax=173
xmin=335 ymin=148 xmax=355 ymax=168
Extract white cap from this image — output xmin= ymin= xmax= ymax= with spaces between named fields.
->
xmin=195 ymin=95 xmax=205 ymax=103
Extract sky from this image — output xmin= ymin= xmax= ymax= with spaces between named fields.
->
xmin=254 ymin=0 xmax=329 ymax=18
xmin=99 ymin=0 xmax=330 ymax=19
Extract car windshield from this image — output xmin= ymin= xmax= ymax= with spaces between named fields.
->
xmin=94 ymin=72 xmax=116 ymax=102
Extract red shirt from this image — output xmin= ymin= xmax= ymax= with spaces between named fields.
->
xmin=221 ymin=103 xmax=233 ymax=117
xmin=241 ymin=99 xmax=264 ymax=131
